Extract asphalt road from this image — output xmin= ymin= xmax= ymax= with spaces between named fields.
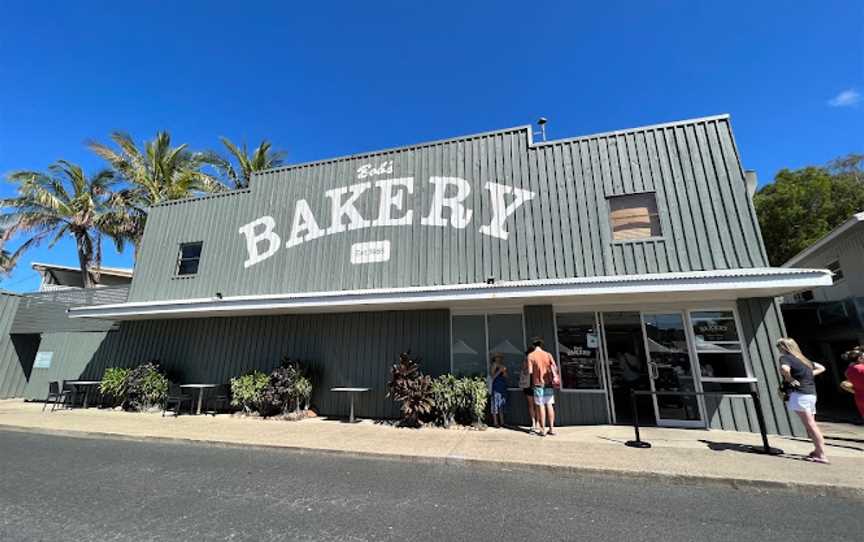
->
xmin=0 ymin=429 xmax=861 ymax=542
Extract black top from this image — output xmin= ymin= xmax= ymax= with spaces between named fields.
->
xmin=780 ymin=354 xmax=816 ymax=395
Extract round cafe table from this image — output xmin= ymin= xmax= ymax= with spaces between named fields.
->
xmin=330 ymin=387 xmax=371 ymax=423
xmin=180 ymin=384 xmax=218 ymax=415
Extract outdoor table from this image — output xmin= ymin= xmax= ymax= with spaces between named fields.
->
xmin=65 ymin=381 xmax=101 ymax=408
xmin=180 ymin=384 xmax=219 ymax=415
xmin=330 ymin=387 xmax=371 ymax=423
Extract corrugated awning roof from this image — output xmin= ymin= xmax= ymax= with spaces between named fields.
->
xmin=67 ymin=268 xmax=832 ymax=321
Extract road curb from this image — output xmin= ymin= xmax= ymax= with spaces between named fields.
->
xmin=1 ymin=423 xmax=861 ymax=501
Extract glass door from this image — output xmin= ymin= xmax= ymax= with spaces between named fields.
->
xmin=641 ymin=313 xmax=703 ymax=427
xmin=600 ymin=312 xmax=653 ymax=426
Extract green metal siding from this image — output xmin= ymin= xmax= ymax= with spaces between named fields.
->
xmin=0 ymin=293 xmax=38 ymax=398
xmin=11 ymin=287 xmax=125 ymax=334
xmin=128 ymin=115 xmax=766 ymax=302
xmin=22 ymin=331 xmax=111 ymax=400
xmin=24 ymin=310 xmax=450 ymax=418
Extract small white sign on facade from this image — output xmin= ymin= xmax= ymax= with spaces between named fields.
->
xmin=350 ymin=240 xmax=391 ymax=264
xmin=33 ymin=351 xmax=53 ymax=369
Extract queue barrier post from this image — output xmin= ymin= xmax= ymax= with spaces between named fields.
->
xmin=623 ymin=389 xmax=783 ymax=455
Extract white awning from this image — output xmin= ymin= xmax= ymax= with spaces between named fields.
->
xmin=67 ymin=267 xmax=832 ymax=321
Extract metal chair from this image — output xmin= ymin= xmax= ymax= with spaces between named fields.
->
xmin=209 ymin=384 xmax=231 ymax=415
xmin=162 ymin=383 xmax=192 ymax=417
xmin=61 ymin=380 xmax=83 ymax=408
xmin=43 ymin=381 xmax=70 ymax=412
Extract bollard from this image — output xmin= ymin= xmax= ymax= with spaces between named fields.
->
xmin=625 ymin=390 xmax=651 ymax=449
xmin=750 ymin=391 xmax=784 ymax=455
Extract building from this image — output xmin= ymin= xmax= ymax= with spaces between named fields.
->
xmin=0 ymin=115 xmax=832 ymax=436
xmin=31 ymin=262 xmax=133 ymax=291
xmin=781 ymin=211 xmax=864 ymax=421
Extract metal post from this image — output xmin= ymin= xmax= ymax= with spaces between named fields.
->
xmin=625 ymin=390 xmax=651 ymax=449
xmin=750 ymin=391 xmax=784 ymax=455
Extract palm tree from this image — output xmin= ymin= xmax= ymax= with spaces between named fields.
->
xmin=208 ymin=137 xmax=286 ymax=189
xmin=89 ymin=131 xmax=224 ymax=252
xmin=0 ymin=226 xmax=35 ymax=275
xmin=1 ymin=161 xmax=121 ymax=288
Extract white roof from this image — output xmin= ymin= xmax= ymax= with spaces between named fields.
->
xmin=782 ymin=212 xmax=864 ymax=267
xmin=31 ymin=261 xmax=134 ymax=277
xmin=68 ymin=267 xmax=832 ymax=321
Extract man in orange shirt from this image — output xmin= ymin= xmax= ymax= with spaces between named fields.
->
xmin=527 ymin=337 xmax=558 ymax=436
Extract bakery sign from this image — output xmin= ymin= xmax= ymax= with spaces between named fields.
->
xmin=238 ymin=163 xmax=536 ymax=268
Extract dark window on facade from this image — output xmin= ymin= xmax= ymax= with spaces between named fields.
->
xmin=176 ymin=242 xmax=203 ymax=276
xmin=608 ymin=193 xmax=661 ymax=241
xmin=827 ymin=260 xmax=843 ymax=283
xmin=794 ymin=290 xmax=814 ymax=302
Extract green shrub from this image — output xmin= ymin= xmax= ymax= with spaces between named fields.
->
xmin=430 ymin=374 xmax=459 ymax=427
xmin=125 ymin=362 xmax=169 ymax=411
xmin=230 ymin=371 xmax=270 ymax=414
xmin=99 ymin=367 xmax=131 ymax=407
xmin=454 ymin=376 xmax=488 ymax=426
xmin=258 ymin=359 xmax=314 ymax=416
xmin=387 ymin=352 xmax=433 ymax=427
xmin=429 ymin=374 xmax=488 ymax=427
xmin=292 ymin=374 xmax=312 ymax=411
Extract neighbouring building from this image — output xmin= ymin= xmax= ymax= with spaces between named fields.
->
xmin=781 ymin=211 xmax=864 ymax=421
xmin=0 ymin=115 xmax=833 ymax=436
xmin=31 ymin=262 xmax=133 ymax=291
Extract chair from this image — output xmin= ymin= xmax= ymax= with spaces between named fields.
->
xmin=43 ymin=381 xmax=70 ymax=412
xmin=61 ymin=380 xmax=83 ymax=408
xmin=162 ymin=384 xmax=192 ymax=417
xmin=209 ymin=384 xmax=231 ymax=415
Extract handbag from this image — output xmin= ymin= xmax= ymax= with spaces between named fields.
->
xmin=551 ymin=360 xmax=561 ymax=390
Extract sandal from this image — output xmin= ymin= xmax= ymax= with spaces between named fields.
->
xmin=547 ymin=430 xmax=556 ymax=436
xmin=805 ymin=456 xmax=830 ymax=464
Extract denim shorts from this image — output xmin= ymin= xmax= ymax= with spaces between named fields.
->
xmin=787 ymin=392 xmax=817 ymax=415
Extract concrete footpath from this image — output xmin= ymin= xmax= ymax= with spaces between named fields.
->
xmin=1 ymin=399 xmax=862 ymax=499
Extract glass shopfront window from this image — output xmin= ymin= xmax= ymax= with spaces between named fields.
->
xmin=451 ymin=315 xmax=487 ymax=378
xmin=452 ymin=312 xmax=525 ymax=386
xmin=555 ymin=312 xmax=603 ymax=390
xmin=690 ymin=310 xmax=749 ymax=380
xmin=643 ymin=313 xmax=700 ymax=422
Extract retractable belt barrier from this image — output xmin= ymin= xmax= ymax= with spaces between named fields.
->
xmin=624 ymin=389 xmax=784 ymax=455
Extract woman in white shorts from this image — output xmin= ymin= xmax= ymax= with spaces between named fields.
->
xmin=777 ymin=338 xmax=828 ymax=463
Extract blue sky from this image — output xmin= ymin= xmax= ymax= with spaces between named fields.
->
xmin=0 ymin=1 xmax=861 ymax=292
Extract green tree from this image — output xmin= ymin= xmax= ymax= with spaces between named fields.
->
xmin=1 ymin=161 xmax=121 ymax=287
xmin=754 ymin=154 xmax=864 ymax=265
xmin=89 ymin=131 xmax=224 ymax=253
xmin=207 ymin=137 xmax=285 ymax=189
xmin=0 ymin=226 xmax=35 ymax=275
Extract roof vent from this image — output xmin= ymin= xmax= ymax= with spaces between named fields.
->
xmin=535 ymin=117 xmax=548 ymax=142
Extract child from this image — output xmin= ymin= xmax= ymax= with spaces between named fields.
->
xmin=489 ymin=353 xmax=508 ymax=428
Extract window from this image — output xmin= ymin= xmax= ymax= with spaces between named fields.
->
xmin=608 ymin=192 xmax=661 ymax=241
xmin=827 ymin=260 xmax=844 ymax=284
xmin=451 ymin=312 xmax=525 ymax=388
xmin=690 ymin=311 xmax=749 ymax=380
xmin=555 ymin=312 xmax=603 ymax=390
xmin=176 ymin=242 xmax=203 ymax=276
xmin=794 ymin=290 xmax=814 ymax=303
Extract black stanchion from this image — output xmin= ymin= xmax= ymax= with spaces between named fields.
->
xmin=750 ymin=391 xmax=784 ymax=455
xmin=624 ymin=390 xmax=651 ymax=449
xmin=621 ymin=389 xmax=783 ymax=455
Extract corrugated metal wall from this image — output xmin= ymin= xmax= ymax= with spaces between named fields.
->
xmin=23 ymin=331 xmax=110 ymax=401
xmin=22 ymin=310 xmax=451 ymax=419
xmin=11 ymin=287 xmax=126 ymax=334
xmin=129 ymin=116 xmax=767 ymax=303
xmin=0 ymin=293 xmax=39 ymax=399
